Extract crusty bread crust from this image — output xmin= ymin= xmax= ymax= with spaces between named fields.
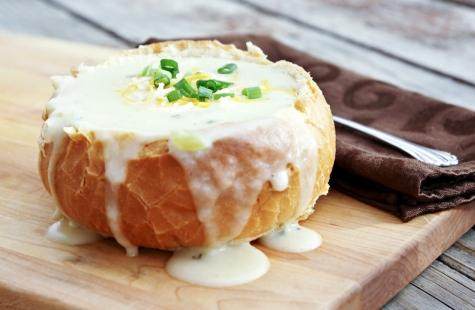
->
xmin=39 ymin=40 xmax=335 ymax=249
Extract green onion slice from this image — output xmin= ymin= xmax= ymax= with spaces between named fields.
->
xmin=213 ymin=93 xmax=235 ymax=100
xmin=198 ymin=86 xmax=214 ymax=102
xmin=160 ymin=59 xmax=179 ymax=78
xmin=138 ymin=65 xmax=171 ymax=88
xmin=166 ymin=90 xmax=182 ymax=102
xmin=152 ymin=70 xmax=170 ymax=87
xmin=196 ymin=79 xmax=232 ymax=92
xmin=174 ymin=78 xmax=197 ymax=98
xmin=242 ymin=87 xmax=262 ymax=99
xmin=217 ymin=63 xmax=237 ymax=74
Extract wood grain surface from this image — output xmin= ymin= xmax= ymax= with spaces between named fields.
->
xmin=243 ymin=0 xmax=475 ymax=84
xmin=0 ymin=0 xmax=123 ymax=47
xmin=0 ymin=33 xmax=473 ymax=309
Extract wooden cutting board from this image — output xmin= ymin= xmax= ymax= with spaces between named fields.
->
xmin=0 ymin=33 xmax=473 ymax=309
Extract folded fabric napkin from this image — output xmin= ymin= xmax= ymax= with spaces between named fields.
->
xmin=142 ymin=35 xmax=475 ymax=221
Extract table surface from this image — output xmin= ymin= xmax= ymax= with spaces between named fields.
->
xmin=1 ymin=0 xmax=474 ymax=308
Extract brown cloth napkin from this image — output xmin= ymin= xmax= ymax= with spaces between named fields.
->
xmin=142 ymin=35 xmax=475 ymax=221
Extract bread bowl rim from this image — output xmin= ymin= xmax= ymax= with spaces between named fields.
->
xmin=38 ymin=39 xmax=336 ymax=250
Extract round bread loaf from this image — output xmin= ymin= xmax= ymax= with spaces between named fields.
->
xmin=38 ymin=40 xmax=335 ymax=253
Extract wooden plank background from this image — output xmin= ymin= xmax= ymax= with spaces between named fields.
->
xmin=0 ymin=0 xmax=473 ymax=308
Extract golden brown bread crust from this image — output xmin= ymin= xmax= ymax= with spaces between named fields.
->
xmin=39 ymin=40 xmax=335 ymax=250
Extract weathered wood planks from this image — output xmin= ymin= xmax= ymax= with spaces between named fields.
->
xmin=0 ymin=0 xmax=124 ymax=46
xmin=242 ymin=0 xmax=475 ymax=85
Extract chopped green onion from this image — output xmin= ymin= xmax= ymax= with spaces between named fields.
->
xmin=217 ymin=63 xmax=237 ymax=74
xmin=138 ymin=65 xmax=171 ymax=87
xmin=213 ymin=93 xmax=235 ymax=100
xmin=198 ymin=86 xmax=213 ymax=102
xmin=152 ymin=70 xmax=170 ymax=87
xmin=196 ymin=79 xmax=232 ymax=92
xmin=166 ymin=90 xmax=182 ymax=102
xmin=160 ymin=59 xmax=179 ymax=78
xmin=174 ymin=78 xmax=197 ymax=98
xmin=242 ymin=87 xmax=262 ymax=99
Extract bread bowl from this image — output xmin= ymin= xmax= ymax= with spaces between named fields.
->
xmin=39 ymin=40 xmax=335 ymax=286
